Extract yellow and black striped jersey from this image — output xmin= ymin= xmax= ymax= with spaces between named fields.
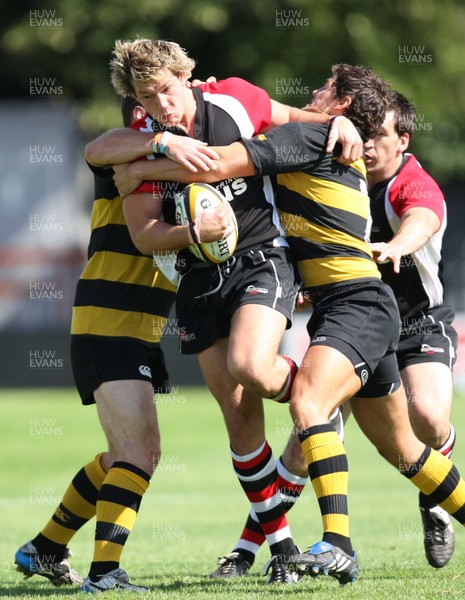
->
xmin=243 ymin=122 xmax=381 ymax=292
xmin=71 ymin=169 xmax=176 ymax=345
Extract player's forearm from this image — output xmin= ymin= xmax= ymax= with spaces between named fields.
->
xmin=124 ymin=190 xmax=232 ymax=255
xmin=288 ymin=106 xmax=330 ymax=124
xmin=211 ymin=143 xmax=255 ymax=178
xmin=125 ymin=212 xmax=190 ymax=256
xmin=392 ymin=209 xmax=441 ymax=255
xmin=266 ymin=99 xmax=331 ymax=130
xmin=134 ymin=221 xmax=191 ymax=255
xmin=129 ymin=158 xmax=201 ymax=184
xmin=85 ymin=129 xmax=154 ymax=167
xmin=132 ymin=142 xmax=255 ymax=182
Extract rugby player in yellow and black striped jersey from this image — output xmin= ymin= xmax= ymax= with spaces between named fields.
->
xmin=71 ymin=167 xmax=175 ymax=353
xmin=243 ymin=69 xmax=465 ymax=585
xmin=131 ymin=64 xmax=465 ymax=585
xmin=247 ymin=123 xmax=380 ymax=294
xmin=15 ymin=97 xmax=176 ymax=592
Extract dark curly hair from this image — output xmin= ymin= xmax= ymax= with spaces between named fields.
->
xmin=388 ymin=90 xmax=417 ymax=138
xmin=332 ymin=64 xmax=391 ymax=140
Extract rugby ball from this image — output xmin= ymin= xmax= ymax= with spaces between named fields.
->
xmin=175 ymin=183 xmax=238 ymax=264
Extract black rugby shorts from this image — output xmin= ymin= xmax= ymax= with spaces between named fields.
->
xmin=306 ymin=279 xmax=402 ymax=398
xmin=71 ymin=337 xmax=170 ymax=405
xmin=397 ymin=304 xmax=457 ymax=371
xmin=176 ymin=246 xmax=301 ymax=355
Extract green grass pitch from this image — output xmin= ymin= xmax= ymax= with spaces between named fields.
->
xmin=1 ymin=387 xmax=464 ymax=599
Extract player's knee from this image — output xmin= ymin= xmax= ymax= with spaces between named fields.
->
xmin=227 ymin=355 xmax=269 ymax=394
xmin=289 ymin=394 xmax=338 ymax=434
xmin=420 ymin=424 xmax=451 ymax=450
xmin=289 ymin=392 xmax=314 ymax=417
xmin=410 ymin=409 xmax=451 ymax=448
xmin=289 ymin=396 xmax=312 ymax=430
xmin=226 ymin=352 xmax=247 ymax=381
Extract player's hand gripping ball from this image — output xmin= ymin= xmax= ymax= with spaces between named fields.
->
xmin=175 ymin=183 xmax=238 ymax=263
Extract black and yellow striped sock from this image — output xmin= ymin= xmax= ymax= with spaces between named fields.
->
xmin=419 ymin=426 xmax=456 ymax=510
xmin=88 ymin=462 xmax=150 ymax=580
xmin=299 ymin=423 xmax=352 ymax=555
xmin=32 ymin=453 xmax=107 ymax=560
xmin=402 ymin=446 xmax=465 ymax=523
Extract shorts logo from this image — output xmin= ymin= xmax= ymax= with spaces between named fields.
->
xmin=139 ymin=365 xmax=152 ymax=378
xmin=313 ymin=336 xmax=326 ymax=342
xmin=245 ymin=285 xmax=268 ymax=295
xmin=180 ymin=331 xmax=196 ymax=342
xmin=360 ymin=369 xmax=369 ymax=385
xmin=420 ymin=344 xmax=444 ymax=354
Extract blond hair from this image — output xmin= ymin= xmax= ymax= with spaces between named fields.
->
xmin=110 ymin=39 xmax=196 ymax=97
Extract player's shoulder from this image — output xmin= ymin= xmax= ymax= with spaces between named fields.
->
xmin=401 ymin=153 xmax=432 ymax=178
xmin=400 ymin=154 xmax=443 ymax=195
xmin=200 ymin=77 xmax=263 ymax=95
xmin=289 ymin=121 xmax=330 ymax=148
xmin=303 ymin=121 xmax=330 ymax=136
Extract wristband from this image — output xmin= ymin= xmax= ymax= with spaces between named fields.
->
xmin=151 ymin=131 xmax=172 ymax=154
xmin=151 ymin=132 xmax=163 ymax=156
xmin=158 ymin=131 xmax=172 ymax=155
xmin=188 ymin=221 xmax=199 ymax=244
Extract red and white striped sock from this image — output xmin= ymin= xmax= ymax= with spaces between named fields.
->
xmin=437 ymin=425 xmax=456 ymax=459
xmin=231 ymin=442 xmax=295 ymax=557
xmin=276 ymin=456 xmax=308 ymax=510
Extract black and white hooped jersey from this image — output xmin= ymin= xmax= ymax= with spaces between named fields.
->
xmin=134 ymin=78 xmax=287 ymax=260
xmin=369 ymin=153 xmax=446 ymax=318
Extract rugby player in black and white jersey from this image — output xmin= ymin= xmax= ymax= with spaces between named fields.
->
xmin=124 ymin=65 xmax=465 ymax=586
xmin=365 ymin=91 xmax=458 ymax=567
xmin=85 ymin=38 xmax=363 ymax=584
